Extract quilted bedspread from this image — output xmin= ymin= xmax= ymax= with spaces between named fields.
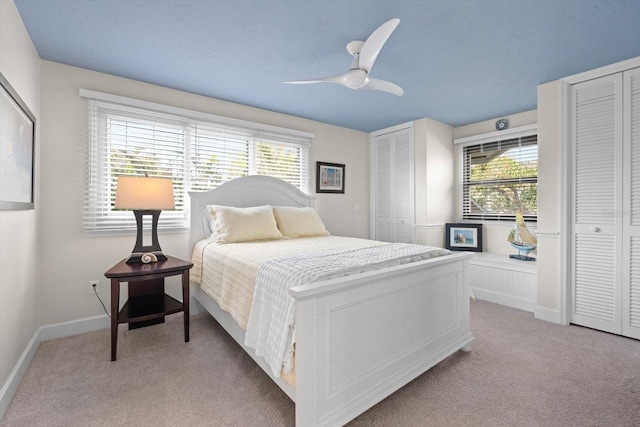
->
xmin=191 ymin=236 xmax=386 ymax=329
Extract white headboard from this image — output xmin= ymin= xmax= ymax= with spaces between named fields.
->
xmin=188 ymin=175 xmax=316 ymax=251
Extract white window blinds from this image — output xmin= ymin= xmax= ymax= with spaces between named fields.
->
xmin=456 ymin=126 xmax=538 ymax=221
xmin=83 ymin=91 xmax=313 ymax=234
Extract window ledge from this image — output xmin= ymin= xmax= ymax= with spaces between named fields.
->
xmin=469 ymin=252 xmax=537 ymax=274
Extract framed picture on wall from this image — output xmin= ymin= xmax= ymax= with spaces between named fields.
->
xmin=445 ymin=223 xmax=483 ymax=252
xmin=316 ymin=162 xmax=345 ymax=194
xmin=0 ymin=72 xmax=36 ymax=210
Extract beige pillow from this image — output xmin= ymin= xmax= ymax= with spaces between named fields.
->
xmin=206 ymin=205 xmax=283 ymax=243
xmin=273 ymin=206 xmax=330 ymax=238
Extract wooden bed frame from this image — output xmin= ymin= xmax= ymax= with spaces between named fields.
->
xmin=188 ymin=175 xmax=474 ymax=427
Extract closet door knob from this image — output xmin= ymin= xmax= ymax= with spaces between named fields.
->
xmin=590 ymin=227 xmax=601 ymax=232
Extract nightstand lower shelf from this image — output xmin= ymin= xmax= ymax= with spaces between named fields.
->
xmin=118 ymin=294 xmax=184 ymax=326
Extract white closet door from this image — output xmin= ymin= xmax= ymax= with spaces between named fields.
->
xmin=392 ymin=128 xmax=414 ymax=243
xmin=571 ymin=73 xmax=623 ymax=334
xmin=623 ymin=67 xmax=640 ymax=339
xmin=372 ymin=125 xmax=414 ymax=243
xmin=375 ymin=134 xmax=393 ymax=242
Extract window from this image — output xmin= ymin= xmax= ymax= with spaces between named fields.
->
xmin=83 ymin=91 xmax=312 ymax=234
xmin=456 ymin=126 xmax=537 ymax=221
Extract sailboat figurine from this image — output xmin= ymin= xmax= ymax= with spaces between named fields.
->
xmin=507 ymin=206 xmax=537 ymax=261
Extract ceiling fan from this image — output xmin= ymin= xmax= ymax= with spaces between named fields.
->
xmin=285 ymin=18 xmax=403 ymax=96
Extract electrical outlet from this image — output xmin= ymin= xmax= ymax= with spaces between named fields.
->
xmin=89 ymin=280 xmax=99 ymax=295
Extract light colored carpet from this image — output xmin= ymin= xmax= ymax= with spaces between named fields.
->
xmin=1 ymin=300 xmax=639 ymax=427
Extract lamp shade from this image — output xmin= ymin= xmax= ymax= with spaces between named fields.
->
xmin=114 ymin=176 xmax=175 ymax=210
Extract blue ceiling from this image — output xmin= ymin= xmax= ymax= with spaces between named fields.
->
xmin=13 ymin=0 xmax=640 ymax=132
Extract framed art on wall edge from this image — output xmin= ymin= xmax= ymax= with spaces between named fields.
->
xmin=0 ymin=72 xmax=36 ymax=210
xmin=445 ymin=223 xmax=483 ymax=252
xmin=316 ymin=162 xmax=345 ymax=194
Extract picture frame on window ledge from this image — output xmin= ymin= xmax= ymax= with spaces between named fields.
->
xmin=445 ymin=223 xmax=483 ymax=252
xmin=316 ymin=162 xmax=345 ymax=194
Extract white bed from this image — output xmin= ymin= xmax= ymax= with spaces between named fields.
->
xmin=188 ymin=175 xmax=474 ymax=427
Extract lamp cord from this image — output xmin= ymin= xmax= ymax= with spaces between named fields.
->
xmin=92 ymin=285 xmax=111 ymax=317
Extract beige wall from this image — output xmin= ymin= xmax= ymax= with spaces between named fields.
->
xmin=454 ymin=110 xmax=537 ymax=139
xmin=414 ymin=118 xmax=454 ymax=247
xmin=535 ymin=80 xmax=564 ymax=322
xmin=0 ymin=0 xmax=41 ymax=406
xmin=453 ymin=110 xmax=538 ymax=255
xmin=38 ymin=61 xmax=370 ymax=325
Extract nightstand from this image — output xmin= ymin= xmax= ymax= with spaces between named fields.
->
xmin=104 ymin=255 xmax=193 ymax=361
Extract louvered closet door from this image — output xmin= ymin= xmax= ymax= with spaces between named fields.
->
xmin=375 ymin=134 xmax=393 ymax=242
xmin=571 ymin=74 xmax=623 ymax=334
xmin=623 ymin=68 xmax=640 ymax=339
xmin=373 ymin=126 xmax=414 ymax=243
xmin=392 ymin=128 xmax=413 ymax=243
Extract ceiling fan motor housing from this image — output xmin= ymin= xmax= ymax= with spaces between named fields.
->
xmin=343 ymin=69 xmax=368 ymax=89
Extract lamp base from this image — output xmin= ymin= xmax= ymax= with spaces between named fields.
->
xmin=126 ymin=251 xmax=168 ymax=265
xmin=126 ymin=210 xmax=168 ymax=265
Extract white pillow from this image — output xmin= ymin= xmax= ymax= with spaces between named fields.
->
xmin=206 ymin=205 xmax=283 ymax=243
xmin=273 ymin=206 xmax=330 ymax=238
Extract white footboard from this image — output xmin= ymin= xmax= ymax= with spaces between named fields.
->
xmin=290 ymin=251 xmax=474 ymax=427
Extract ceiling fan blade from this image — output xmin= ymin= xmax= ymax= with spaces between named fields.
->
xmin=285 ymin=69 xmax=368 ymax=89
xmin=359 ymin=18 xmax=400 ymax=73
xmin=363 ymin=78 xmax=404 ymax=96
xmin=284 ymin=73 xmax=347 ymax=85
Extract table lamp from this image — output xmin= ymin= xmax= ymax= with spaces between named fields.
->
xmin=114 ymin=175 xmax=175 ymax=264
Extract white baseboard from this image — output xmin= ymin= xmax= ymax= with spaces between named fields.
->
xmin=38 ymin=314 xmax=110 ymax=341
xmin=534 ymin=305 xmax=563 ymax=324
xmin=0 ymin=330 xmax=39 ymax=418
xmin=471 ymin=287 xmax=536 ymax=313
